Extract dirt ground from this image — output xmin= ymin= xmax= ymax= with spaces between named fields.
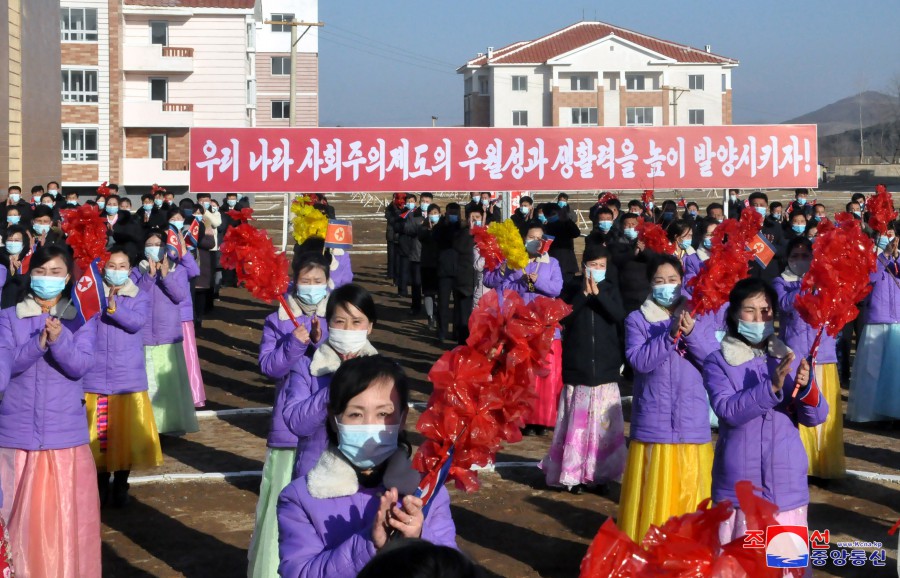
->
xmin=100 ymin=194 xmax=899 ymax=578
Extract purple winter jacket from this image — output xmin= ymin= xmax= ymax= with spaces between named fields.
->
xmin=283 ymin=341 xmax=378 ymax=478
xmin=682 ymin=247 xmax=709 ymax=296
xmin=277 ymin=447 xmax=457 ymax=578
xmin=703 ymin=335 xmax=828 ymax=511
xmin=132 ymin=262 xmax=189 ymax=346
xmin=84 ymin=279 xmax=151 ymax=395
xmin=178 ymin=251 xmax=200 ymax=323
xmin=0 ymin=296 xmax=98 ymax=450
xmin=258 ymin=295 xmax=328 ymax=449
xmin=773 ymin=270 xmax=837 ymax=363
xmin=482 ymin=255 xmax=563 ymax=338
xmin=625 ymin=297 xmax=719 ymax=444
xmin=865 ymin=254 xmax=900 ymax=324
xmin=327 ymin=250 xmax=353 ymax=290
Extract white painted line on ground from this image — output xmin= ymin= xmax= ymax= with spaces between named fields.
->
xmin=846 ymin=469 xmax=900 ymax=485
xmin=196 ymin=407 xmax=272 ymax=418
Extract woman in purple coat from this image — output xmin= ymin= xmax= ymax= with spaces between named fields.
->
xmin=85 ymin=245 xmax=162 ymax=508
xmin=133 ymin=230 xmax=198 ymax=436
xmin=249 ymin=252 xmax=330 ymax=578
xmin=0 ymin=245 xmax=101 ymax=577
xmin=618 ymin=254 xmax=718 ymax=543
xmin=277 ymin=356 xmax=457 ymax=578
xmin=703 ymin=278 xmax=823 ymax=561
xmin=483 ymin=223 xmax=563 ymax=434
xmin=848 ymin=227 xmax=900 ymax=422
xmin=774 ymin=237 xmax=844 ymax=479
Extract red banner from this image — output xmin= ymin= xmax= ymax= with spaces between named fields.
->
xmin=190 ymin=125 xmax=818 ymax=193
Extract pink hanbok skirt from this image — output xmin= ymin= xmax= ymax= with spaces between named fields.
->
xmin=182 ymin=321 xmax=206 ymax=408
xmin=529 ymin=340 xmax=563 ymax=427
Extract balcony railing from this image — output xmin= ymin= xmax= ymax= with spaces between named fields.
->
xmin=163 ymin=159 xmax=189 ymax=171
xmin=162 ymin=103 xmax=194 ymax=112
xmin=161 ymin=46 xmax=194 ymax=58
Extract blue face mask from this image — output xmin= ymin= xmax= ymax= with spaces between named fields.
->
xmin=48 ymin=190 xmax=58 ymax=198
xmin=587 ymin=268 xmax=606 ymax=283
xmin=797 ymin=198 xmax=807 ymax=206
xmin=598 ymin=221 xmax=613 ymax=232
xmin=877 ymin=236 xmax=890 ymax=250
xmin=154 ymin=198 xmax=164 ymax=207
xmin=772 ymin=213 xmax=783 ymax=221
xmin=688 ymin=210 xmax=698 ymax=217
xmin=30 ymin=275 xmax=67 ymax=299
xmin=679 ymin=239 xmax=693 ymax=250
xmin=662 ymin=211 xmax=675 ymax=221
xmin=6 ymin=241 xmax=23 ymax=255
xmin=296 ymin=284 xmax=327 ymax=305
xmin=537 ymin=214 xmax=547 ymax=224
xmin=106 ymin=206 xmax=119 ymax=215
xmin=33 ymin=223 xmax=50 ymax=236
xmin=226 ymin=199 xmax=237 ymax=207
xmin=43 ymin=202 xmax=54 ymax=208
xmin=754 ymin=206 xmax=768 ymax=217
xmin=66 ymin=200 xmax=77 ymax=206
xmin=548 ymin=215 xmax=559 ymax=224
xmin=406 ymin=202 xmax=416 ymax=211
xmin=519 ymin=206 xmax=530 ymax=215
xmin=558 ymin=201 xmax=568 ymax=208
xmin=791 ymin=224 xmax=806 ymax=234
xmin=447 ymin=214 xmax=459 ymax=224
xmin=702 ymin=238 xmax=713 ymax=250
xmin=104 ymin=269 xmax=129 ymax=287
xmin=335 ymin=420 xmax=401 ymax=469
xmin=145 ymin=246 xmax=164 ymax=263
xmin=852 ymin=211 xmax=862 ymax=218
xmin=429 ymin=214 xmax=440 ymax=224
xmin=170 ymin=220 xmax=184 ymax=231
xmin=737 ymin=319 xmax=775 ymax=345
xmin=813 ymin=215 xmax=822 ymax=222
xmin=420 ymin=202 xmax=430 ymax=212
xmin=651 ymin=283 xmax=680 ymax=308
xmin=623 ymin=227 xmax=638 ymax=240
xmin=7 ymin=215 xmax=20 ymax=225
xmin=9 ymin=194 xmax=20 ymax=203
xmin=143 ymin=203 xmax=154 ymax=212
xmin=525 ymin=239 xmax=541 ymax=254
xmin=202 ymin=201 xmax=211 ymax=210
xmin=97 ymin=201 xmax=106 ymax=209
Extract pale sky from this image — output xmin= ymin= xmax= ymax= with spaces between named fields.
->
xmin=317 ymin=0 xmax=900 ymax=127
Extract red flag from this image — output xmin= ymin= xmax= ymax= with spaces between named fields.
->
xmin=185 ymin=218 xmax=200 ymax=248
xmin=166 ymin=225 xmax=185 ymax=261
xmin=324 ymin=220 xmax=353 ymax=250
xmin=71 ymin=258 xmax=107 ymax=325
xmin=747 ymin=233 xmax=776 ymax=268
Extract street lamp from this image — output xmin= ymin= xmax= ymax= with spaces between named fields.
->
xmin=432 ymin=116 xmax=438 ymax=127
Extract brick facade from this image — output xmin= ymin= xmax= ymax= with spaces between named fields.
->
xmin=108 ymin=0 xmax=121 ymax=181
xmin=62 ymin=163 xmax=99 ymax=182
xmin=61 ymin=43 xmax=98 ymax=65
xmin=467 ymin=95 xmax=490 ymax=127
xmin=61 ymin=104 xmax=99 ymax=124
xmin=619 ymin=89 xmax=668 ymax=125
xmin=551 ymin=86 xmax=604 ymax=126
xmin=722 ymin=89 xmax=732 ymax=125
xmin=125 ymin=128 xmax=189 ymax=167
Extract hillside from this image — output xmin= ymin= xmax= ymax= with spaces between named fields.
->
xmin=785 ymin=91 xmax=897 ymax=137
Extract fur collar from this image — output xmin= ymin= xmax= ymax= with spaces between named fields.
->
xmin=309 ymin=341 xmax=378 ymax=377
xmin=720 ymin=334 xmax=792 ymax=366
xmin=307 ymin=446 xmax=421 ymax=499
xmin=639 ymin=296 xmax=687 ymax=324
xmin=16 ymin=294 xmax=77 ymax=320
xmin=697 ymin=247 xmax=710 ymax=262
xmin=780 ymin=269 xmax=800 ymax=282
xmin=104 ymin=278 xmax=139 ymax=298
xmin=528 ymin=253 xmax=550 ymax=265
xmin=278 ymin=293 xmax=328 ymax=321
xmin=679 ymin=246 xmax=697 ymax=257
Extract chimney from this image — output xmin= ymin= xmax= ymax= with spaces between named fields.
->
xmin=477 ymin=52 xmax=484 ymax=58
xmin=487 ymin=46 xmax=494 ymax=60
xmin=705 ymin=45 xmax=712 ymax=53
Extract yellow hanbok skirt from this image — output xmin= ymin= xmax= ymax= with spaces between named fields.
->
xmin=799 ymin=363 xmax=845 ymax=478
xmin=86 ymin=391 xmax=164 ymax=472
xmin=617 ymin=440 xmax=714 ymax=543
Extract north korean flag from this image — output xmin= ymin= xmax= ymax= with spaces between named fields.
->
xmin=72 ymin=258 xmax=107 ymax=325
xmin=413 ymin=445 xmax=455 ymax=518
xmin=166 ymin=225 xmax=185 ymax=261
xmin=324 ymin=220 xmax=353 ymax=250
xmin=184 ymin=218 xmax=200 ymax=249
xmin=747 ymin=233 xmax=777 ymax=268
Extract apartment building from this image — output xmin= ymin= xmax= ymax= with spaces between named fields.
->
xmin=459 ymin=21 xmax=738 ymax=129
xmin=58 ymin=0 xmax=318 ymax=194
xmin=2 ymin=0 xmax=62 ymax=189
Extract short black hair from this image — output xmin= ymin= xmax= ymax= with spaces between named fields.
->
xmin=32 ymin=205 xmax=53 ymax=220
xmin=31 ymin=185 xmax=44 ymax=194
xmin=141 ymin=193 xmax=154 ymax=202
xmin=8 ymin=186 xmax=21 ymax=194
xmin=582 ymin=243 xmax=610 ymax=265
xmin=406 ymin=193 xmax=418 ymax=202
xmin=851 ymin=193 xmax=866 ymax=203
xmin=26 ymin=245 xmax=75 ymax=301
xmin=725 ymin=278 xmax=779 ymax=340
xmin=165 ymin=207 xmax=183 ymax=221
xmin=107 ymin=243 xmax=135 ymax=267
xmin=606 ymin=197 xmax=621 ymax=210
xmin=557 ymin=193 xmax=569 ymax=201
xmin=357 ymin=538 xmax=484 ymax=578
xmin=686 ymin=201 xmax=699 ymax=210
xmin=293 ymin=251 xmax=330 ymax=284
xmin=769 ymin=201 xmax=783 ymax=211
xmin=446 ymin=202 xmax=460 ymax=213
xmin=465 ymin=205 xmax=484 ymax=217
xmin=846 ymin=201 xmax=860 ymax=211
xmin=794 ymin=188 xmax=809 ymax=198
xmin=646 ymin=253 xmax=683 ymax=282
xmin=47 ymin=181 xmax=60 ymax=189
xmin=420 ymin=192 xmax=433 ymax=201
xmin=621 ymin=212 xmax=640 ymax=223
xmin=706 ymin=202 xmax=724 ymax=215
xmin=326 ymin=283 xmax=377 ymax=324
xmin=813 ymin=203 xmax=826 ymax=211
xmin=596 ymin=207 xmax=613 ymax=218
xmin=196 ymin=193 xmax=211 ymax=201
xmin=748 ymin=191 xmax=768 ymax=204
xmin=665 ymin=218 xmax=693 ymax=241
xmin=785 ymin=235 xmax=813 ymax=258
xmin=520 ymin=196 xmax=533 ymax=205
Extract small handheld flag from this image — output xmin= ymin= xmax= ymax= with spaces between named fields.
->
xmin=413 ymin=446 xmax=455 ymax=518
xmin=324 ymin=220 xmax=353 ymax=250
xmin=539 ymin=234 xmax=555 ymax=255
xmin=166 ymin=225 xmax=185 ymax=261
xmin=72 ymin=258 xmax=107 ymax=325
xmin=184 ymin=218 xmax=200 ymax=249
xmin=747 ymin=232 xmax=776 ymax=268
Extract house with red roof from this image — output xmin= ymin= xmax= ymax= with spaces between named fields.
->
xmin=458 ymin=21 xmax=738 ymax=129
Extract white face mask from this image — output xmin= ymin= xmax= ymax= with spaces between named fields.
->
xmin=328 ymin=327 xmax=368 ymax=355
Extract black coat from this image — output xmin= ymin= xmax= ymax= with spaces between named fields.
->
xmin=107 ymin=212 xmax=144 ymax=264
xmin=452 ymin=227 xmax=476 ymax=296
xmin=434 ymin=221 xmax=460 ymax=279
xmin=395 ymin=208 xmax=425 ymax=262
xmin=560 ymin=274 xmax=626 ymax=385
xmin=545 ymin=217 xmax=581 ymax=279
xmin=609 ymin=240 xmax=651 ymax=313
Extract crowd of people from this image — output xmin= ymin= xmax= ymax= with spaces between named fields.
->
xmin=0 ymin=183 xmax=896 ymax=577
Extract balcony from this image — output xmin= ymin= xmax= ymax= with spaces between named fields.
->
xmin=123 ymin=101 xmax=193 ymax=128
xmin=122 ymin=158 xmax=190 ymax=187
xmin=123 ymin=44 xmax=194 ymax=73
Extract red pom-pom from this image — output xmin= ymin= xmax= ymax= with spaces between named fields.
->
xmin=219 ymin=222 xmax=289 ymax=303
xmin=637 ymin=221 xmax=675 ymax=255
xmin=867 ymin=185 xmax=897 ymax=236
xmin=150 ymin=183 xmax=167 ymax=195
xmin=96 ymin=181 xmax=111 ymax=197
xmin=227 ymin=207 xmax=255 ymax=223
xmin=61 ymin=205 xmax=109 ymax=271
xmin=641 ymin=189 xmax=654 ymax=207
xmin=598 ymin=192 xmax=618 ymax=205
xmin=471 ymin=227 xmax=503 ymax=271
xmin=795 ymin=214 xmax=876 ymax=336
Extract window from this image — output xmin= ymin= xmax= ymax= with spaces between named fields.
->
xmin=61 ymin=69 xmax=98 ymax=103
xmin=464 ymin=77 xmax=473 ymax=95
xmin=570 ymin=76 xmax=593 ymax=91
xmin=60 ymin=8 xmax=98 ymax=42
xmin=272 ymin=100 xmax=290 ymax=119
xmin=571 ymin=107 xmax=598 ymax=126
xmin=512 ymin=111 xmax=528 ymax=126
xmin=512 ymin=76 xmax=527 ymax=91
xmin=150 ymin=21 xmax=168 ymax=46
xmin=150 ymin=134 xmax=167 ymax=159
xmin=247 ymin=79 xmax=257 ymax=107
xmin=689 ymin=109 xmax=705 ymax=125
xmin=625 ymin=74 xmax=645 ymax=91
xmin=626 ymin=107 xmax=654 ymax=126
xmin=270 ymin=13 xmax=294 ymax=32
xmin=722 ymin=73 xmax=727 ymax=92
xmin=689 ymin=75 xmax=704 ymax=90
xmin=607 ymin=75 xmax=618 ymax=91
xmin=478 ymin=76 xmax=489 ymax=95
xmin=271 ymin=56 xmax=290 ymax=76
xmin=150 ymin=78 xmax=167 ymax=102
xmin=62 ymin=128 xmax=98 ymax=161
